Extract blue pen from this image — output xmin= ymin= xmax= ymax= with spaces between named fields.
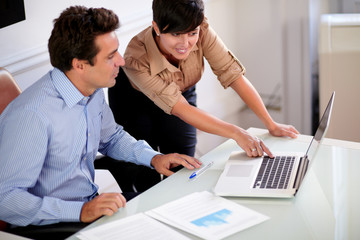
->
xmin=189 ymin=161 xmax=214 ymax=180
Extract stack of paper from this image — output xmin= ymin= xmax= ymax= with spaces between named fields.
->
xmin=77 ymin=191 xmax=269 ymax=240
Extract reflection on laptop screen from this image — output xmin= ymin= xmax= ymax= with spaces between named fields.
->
xmin=305 ymin=92 xmax=335 ymax=162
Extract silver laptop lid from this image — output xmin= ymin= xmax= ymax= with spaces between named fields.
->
xmin=305 ymin=91 xmax=335 ymax=161
xmin=293 ymin=91 xmax=335 ymax=193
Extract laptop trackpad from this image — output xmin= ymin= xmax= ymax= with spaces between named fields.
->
xmin=226 ymin=165 xmax=253 ymax=177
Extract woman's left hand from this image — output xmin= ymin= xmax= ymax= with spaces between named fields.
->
xmin=268 ymin=122 xmax=299 ymax=139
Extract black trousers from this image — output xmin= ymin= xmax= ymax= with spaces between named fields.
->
xmin=107 ymin=67 xmax=197 ymax=192
xmin=5 ymin=192 xmax=139 ymax=240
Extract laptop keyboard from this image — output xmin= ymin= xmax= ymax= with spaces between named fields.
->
xmin=253 ymin=155 xmax=295 ymax=189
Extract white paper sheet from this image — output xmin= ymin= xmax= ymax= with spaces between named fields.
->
xmin=146 ymin=191 xmax=269 ymax=240
xmin=77 ymin=213 xmax=190 ymax=240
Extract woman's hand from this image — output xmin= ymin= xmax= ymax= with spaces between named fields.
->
xmin=233 ymin=128 xmax=273 ymax=158
xmin=268 ymin=122 xmax=299 ymax=139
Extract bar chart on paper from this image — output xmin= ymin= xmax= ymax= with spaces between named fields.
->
xmin=191 ymin=209 xmax=232 ymax=227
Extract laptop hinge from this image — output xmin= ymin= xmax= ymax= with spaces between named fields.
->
xmin=293 ymin=156 xmax=309 ymax=194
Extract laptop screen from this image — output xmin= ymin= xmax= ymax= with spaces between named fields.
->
xmin=305 ymin=91 xmax=335 ymax=161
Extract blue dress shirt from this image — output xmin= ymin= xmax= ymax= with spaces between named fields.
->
xmin=0 ymin=68 xmax=159 ymax=226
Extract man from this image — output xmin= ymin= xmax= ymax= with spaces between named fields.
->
xmin=0 ymin=6 xmax=201 ymax=239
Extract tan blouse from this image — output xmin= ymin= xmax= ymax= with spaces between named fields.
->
xmin=123 ymin=18 xmax=246 ymax=114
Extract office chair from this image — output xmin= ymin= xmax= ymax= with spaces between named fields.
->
xmin=0 ymin=67 xmax=21 ymax=231
xmin=0 ymin=67 xmax=21 ymax=115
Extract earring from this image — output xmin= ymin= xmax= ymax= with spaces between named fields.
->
xmin=156 ymin=32 xmax=160 ymax=36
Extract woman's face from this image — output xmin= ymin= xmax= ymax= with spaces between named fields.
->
xmin=153 ymin=22 xmax=200 ymax=62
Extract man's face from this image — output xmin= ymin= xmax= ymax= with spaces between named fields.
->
xmin=82 ymin=31 xmax=124 ymax=95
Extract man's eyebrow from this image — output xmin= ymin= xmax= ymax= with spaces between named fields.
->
xmin=108 ymin=49 xmax=118 ymax=57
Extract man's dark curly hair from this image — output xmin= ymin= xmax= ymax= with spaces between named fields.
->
xmin=48 ymin=6 xmax=120 ymax=72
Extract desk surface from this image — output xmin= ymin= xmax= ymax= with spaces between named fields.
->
xmin=68 ymin=128 xmax=360 ymax=240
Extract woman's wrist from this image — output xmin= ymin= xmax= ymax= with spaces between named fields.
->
xmin=263 ymin=118 xmax=277 ymax=132
xmin=228 ymin=125 xmax=246 ymax=142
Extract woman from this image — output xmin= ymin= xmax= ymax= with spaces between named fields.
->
xmin=108 ymin=0 xmax=299 ymax=191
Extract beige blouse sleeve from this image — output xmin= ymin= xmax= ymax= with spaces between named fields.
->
xmin=200 ymin=18 xmax=246 ymax=89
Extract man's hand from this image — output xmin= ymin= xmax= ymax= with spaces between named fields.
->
xmin=151 ymin=154 xmax=202 ymax=176
xmin=80 ymin=193 xmax=126 ymax=223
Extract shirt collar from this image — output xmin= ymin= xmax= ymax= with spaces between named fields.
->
xmin=144 ymin=27 xmax=199 ymax=77
xmin=51 ymin=68 xmax=86 ymax=108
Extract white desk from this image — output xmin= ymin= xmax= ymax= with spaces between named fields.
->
xmin=68 ymin=128 xmax=360 ymax=240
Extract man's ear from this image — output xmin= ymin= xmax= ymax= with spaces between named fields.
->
xmin=72 ymin=58 xmax=85 ymax=72
xmin=152 ymin=21 xmax=160 ymax=36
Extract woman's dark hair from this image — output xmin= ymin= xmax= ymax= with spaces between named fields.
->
xmin=48 ymin=6 xmax=120 ymax=72
xmin=152 ymin=0 xmax=204 ymax=34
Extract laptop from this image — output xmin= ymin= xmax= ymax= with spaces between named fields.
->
xmin=214 ymin=91 xmax=335 ymax=198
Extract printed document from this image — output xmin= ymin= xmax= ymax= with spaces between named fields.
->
xmin=76 ymin=212 xmax=190 ymax=240
xmin=146 ymin=191 xmax=269 ymax=240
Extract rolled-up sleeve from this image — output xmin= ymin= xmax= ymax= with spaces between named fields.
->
xmin=200 ymin=19 xmax=246 ymax=89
